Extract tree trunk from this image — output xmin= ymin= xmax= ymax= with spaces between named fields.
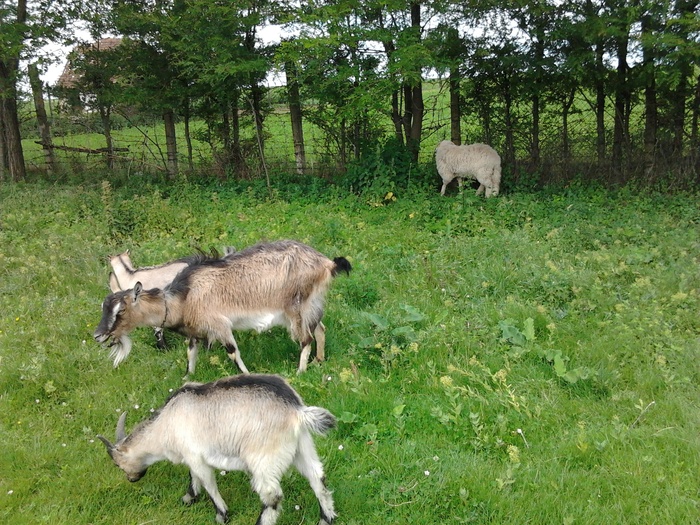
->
xmin=163 ymin=109 xmax=178 ymax=178
xmin=641 ymin=15 xmax=658 ymax=178
xmin=562 ymin=89 xmax=575 ymax=169
xmin=0 ymin=0 xmax=27 ymax=182
xmin=406 ymin=1 xmax=423 ymax=163
xmin=670 ymin=0 xmax=698 ymax=155
xmin=504 ymin=85 xmax=515 ymax=169
xmin=285 ymin=62 xmax=306 ymax=174
xmin=183 ymin=100 xmax=194 ymax=172
xmin=0 ymin=94 xmax=26 ymax=182
xmin=99 ymin=105 xmax=114 ymax=169
xmin=595 ymin=42 xmax=606 ymax=162
xmin=691 ymin=72 xmax=700 ymax=178
xmin=250 ymin=83 xmax=264 ymax=152
xmin=390 ymin=90 xmax=403 ymax=142
xmin=530 ymin=39 xmax=544 ymax=171
xmin=28 ymin=63 xmax=57 ymax=175
xmin=449 ymin=67 xmax=461 ymax=145
xmin=0 ymin=103 xmax=7 ymax=180
xmin=612 ymin=30 xmax=630 ymax=181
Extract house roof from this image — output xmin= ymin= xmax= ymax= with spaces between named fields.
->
xmin=56 ymin=37 xmax=123 ymax=88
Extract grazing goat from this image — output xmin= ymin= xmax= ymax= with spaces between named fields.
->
xmin=94 ymin=240 xmax=351 ymax=375
xmin=435 ymin=140 xmax=501 ymax=197
xmin=98 ymin=374 xmax=336 ymax=524
xmin=108 ymin=247 xmax=236 ymax=349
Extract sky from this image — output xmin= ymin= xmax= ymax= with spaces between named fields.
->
xmin=40 ymin=25 xmax=286 ymax=87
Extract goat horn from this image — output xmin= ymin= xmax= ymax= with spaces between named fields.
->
xmin=97 ymin=435 xmax=113 ymax=450
xmin=116 ymin=411 xmax=127 ymax=442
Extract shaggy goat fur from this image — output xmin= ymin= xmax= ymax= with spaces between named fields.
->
xmin=107 ymin=247 xmax=236 ymax=349
xmin=98 ymin=374 xmax=336 ymax=525
xmin=94 ymin=240 xmax=351 ymax=375
xmin=435 ymin=140 xmax=501 ymax=197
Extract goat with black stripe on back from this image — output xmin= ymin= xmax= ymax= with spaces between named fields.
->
xmin=94 ymin=240 xmax=352 ymax=376
xmin=98 ymin=374 xmax=337 ymax=524
xmin=107 ymin=246 xmax=236 ymax=349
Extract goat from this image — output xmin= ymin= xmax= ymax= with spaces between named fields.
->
xmin=94 ymin=240 xmax=352 ymax=375
xmin=435 ymin=140 xmax=502 ymax=197
xmin=108 ymin=247 xmax=236 ymax=349
xmin=98 ymin=374 xmax=337 ymax=524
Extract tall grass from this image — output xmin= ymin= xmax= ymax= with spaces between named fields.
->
xmin=1 ymin=179 xmax=699 ymax=524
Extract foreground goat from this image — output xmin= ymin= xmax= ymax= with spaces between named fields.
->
xmin=108 ymin=247 xmax=236 ymax=349
xmin=98 ymin=374 xmax=336 ymax=524
xmin=435 ymin=140 xmax=501 ymax=197
xmin=95 ymin=240 xmax=351 ymax=375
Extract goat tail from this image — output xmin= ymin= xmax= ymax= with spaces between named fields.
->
xmin=300 ymin=406 xmax=337 ymax=435
xmin=332 ymin=257 xmax=352 ymax=277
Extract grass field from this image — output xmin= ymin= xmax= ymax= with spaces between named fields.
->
xmin=1 ymin=178 xmax=699 ymax=524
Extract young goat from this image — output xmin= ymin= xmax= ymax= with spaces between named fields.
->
xmin=95 ymin=240 xmax=351 ymax=375
xmin=98 ymin=374 xmax=337 ymax=525
xmin=108 ymin=247 xmax=237 ymax=349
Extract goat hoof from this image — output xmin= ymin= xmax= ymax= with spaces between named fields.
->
xmin=182 ymin=494 xmax=198 ymax=506
xmin=215 ymin=511 xmax=229 ymax=524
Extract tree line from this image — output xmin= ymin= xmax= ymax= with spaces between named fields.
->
xmin=1 ymin=0 xmax=698 ymax=187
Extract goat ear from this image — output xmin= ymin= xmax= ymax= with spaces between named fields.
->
xmin=133 ymin=282 xmax=143 ymax=297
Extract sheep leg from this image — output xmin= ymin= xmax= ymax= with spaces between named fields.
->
xmin=189 ymin=466 xmax=228 ymax=524
xmin=476 ymin=183 xmax=485 ymax=196
xmin=313 ymin=322 xmax=326 ymax=363
xmin=457 ymin=177 xmax=463 ymax=193
xmin=440 ymin=181 xmax=448 ymax=196
xmin=294 ymin=435 xmax=336 ymax=524
xmin=251 ymin=474 xmax=283 ymax=525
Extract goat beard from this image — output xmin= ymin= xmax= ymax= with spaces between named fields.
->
xmin=108 ymin=335 xmax=133 ymax=367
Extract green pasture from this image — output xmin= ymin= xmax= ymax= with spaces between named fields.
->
xmin=0 ymin=179 xmax=698 ymax=524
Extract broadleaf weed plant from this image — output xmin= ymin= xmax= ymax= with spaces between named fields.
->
xmin=1 ymin=181 xmax=699 ymax=524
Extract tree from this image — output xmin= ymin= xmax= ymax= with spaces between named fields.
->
xmin=0 ymin=0 xmax=29 ymax=181
xmin=28 ymin=62 xmax=57 ymax=173
xmin=1 ymin=0 xmax=75 ymax=181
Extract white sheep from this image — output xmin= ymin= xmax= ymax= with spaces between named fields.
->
xmin=435 ymin=140 xmax=501 ymax=197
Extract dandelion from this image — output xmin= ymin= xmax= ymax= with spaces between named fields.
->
xmin=294 ymin=505 xmax=301 ymax=511
xmin=169 ymin=388 xmax=174 ymax=393
xmin=134 ymin=404 xmax=140 ymax=409
xmin=220 ymin=471 xmax=227 ymax=476
xmin=7 ymin=490 xmax=13 ymax=495
xmin=62 ymin=443 xmax=67 ymax=447
xmin=326 ymin=375 xmax=332 ymax=382
xmin=424 ymin=470 xmax=430 ymax=476
xmin=35 ymin=399 xmax=40 ymax=404
xmin=338 ymin=445 xmax=344 ymax=451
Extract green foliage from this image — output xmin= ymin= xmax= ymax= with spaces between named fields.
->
xmin=340 ymin=137 xmax=428 ymax=197
xmin=1 ymin=181 xmax=699 ymax=524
